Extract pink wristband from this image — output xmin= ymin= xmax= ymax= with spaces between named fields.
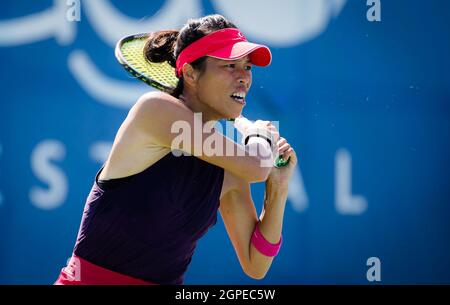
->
xmin=251 ymin=222 xmax=282 ymax=257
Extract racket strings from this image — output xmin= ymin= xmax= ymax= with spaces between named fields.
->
xmin=121 ymin=37 xmax=179 ymax=90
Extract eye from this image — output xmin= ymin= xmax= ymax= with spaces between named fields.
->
xmin=224 ymin=63 xmax=252 ymax=71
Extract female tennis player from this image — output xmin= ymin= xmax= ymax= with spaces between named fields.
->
xmin=55 ymin=14 xmax=297 ymax=285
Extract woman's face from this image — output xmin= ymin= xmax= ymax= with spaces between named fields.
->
xmin=195 ymin=56 xmax=253 ymax=120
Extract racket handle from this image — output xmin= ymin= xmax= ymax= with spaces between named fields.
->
xmin=274 ymin=155 xmax=291 ymax=168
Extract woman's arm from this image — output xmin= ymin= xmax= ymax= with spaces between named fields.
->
xmin=128 ymin=91 xmax=273 ymax=182
xmin=219 ymin=141 xmax=297 ymax=279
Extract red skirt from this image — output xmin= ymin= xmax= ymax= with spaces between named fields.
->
xmin=54 ymin=254 xmax=157 ymax=285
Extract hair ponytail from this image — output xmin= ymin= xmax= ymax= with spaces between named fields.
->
xmin=144 ymin=30 xmax=179 ymax=68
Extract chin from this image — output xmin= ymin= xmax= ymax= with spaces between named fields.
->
xmin=227 ymin=111 xmax=242 ymax=120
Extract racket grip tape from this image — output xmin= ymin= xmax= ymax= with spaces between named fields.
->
xmin=274 ymin=155 xmax=290 ymax=168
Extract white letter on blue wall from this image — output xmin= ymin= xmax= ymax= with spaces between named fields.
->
xmin=66 ymin=0 xmax=81 ymax=22
xmin=29 ymin=140 xmax=67 ymax=210
xmin=335 ymin=148 xmax=368 ymax=215
xmin=366 ymin=257 xmax=381 ymax=282
xmin=366 ymin=0 xmax=381 ymax=22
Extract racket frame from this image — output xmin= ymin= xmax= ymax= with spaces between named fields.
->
xmin=115 ymin=33 xmax=177 ymax=93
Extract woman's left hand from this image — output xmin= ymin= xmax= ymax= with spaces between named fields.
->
xmin=267 ymin=137 xmax=297 ymax=188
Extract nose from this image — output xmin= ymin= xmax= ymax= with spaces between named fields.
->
xmin=236 ymin=68 xmax=251 ymax=88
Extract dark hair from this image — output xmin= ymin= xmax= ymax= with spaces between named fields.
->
xmin=144 ymin=14 xmax=237 ymax=98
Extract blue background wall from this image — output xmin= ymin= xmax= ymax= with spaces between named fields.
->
xmin=1 ymin=0 xmax=449 ymax=284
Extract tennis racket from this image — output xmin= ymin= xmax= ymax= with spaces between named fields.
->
xmin=115 ymin=33 xmax=290 ymax=167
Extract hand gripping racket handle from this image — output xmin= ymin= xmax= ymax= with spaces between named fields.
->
xmin=230 ymin=117 xmax=290 ymax=168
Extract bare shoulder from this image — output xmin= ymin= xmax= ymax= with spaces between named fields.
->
xmin=98 ymin=92 xmax=183 ymax=180
xmin=131 ymin=91 xmax=188 ymax=116
xmin=127 ymin=91 xmax=194 ymax=147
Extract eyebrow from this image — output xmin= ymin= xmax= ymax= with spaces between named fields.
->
xmin=216 ymin=57 xmax=252 ymax=64
xmin=233 ymin=57 xmax=252 ymax=64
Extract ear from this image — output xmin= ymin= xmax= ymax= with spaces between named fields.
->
xmin=182 ymin=64 xmax=199 ymax=86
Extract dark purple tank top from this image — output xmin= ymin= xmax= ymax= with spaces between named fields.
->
xmin=73 ymin=152 xmax=224 ymax=284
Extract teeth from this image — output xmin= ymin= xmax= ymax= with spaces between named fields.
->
xmin=231 ymin=92 xmax=246 ymax=99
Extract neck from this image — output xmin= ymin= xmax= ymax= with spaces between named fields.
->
xmin=179 ymin=92 xmax=220 ymax=126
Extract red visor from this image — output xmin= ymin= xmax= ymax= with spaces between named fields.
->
xmin=175 ymin=28 xmax=271 ymax=77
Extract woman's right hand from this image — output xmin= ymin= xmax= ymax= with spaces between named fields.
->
xmin=253 ymin=120 xmax=280 ymax=145
xmin=234 ymin=117 xmax=280 ymax=147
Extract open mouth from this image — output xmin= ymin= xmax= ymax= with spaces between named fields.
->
xmin=230 ymin=92 xmax=246 ymax=105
